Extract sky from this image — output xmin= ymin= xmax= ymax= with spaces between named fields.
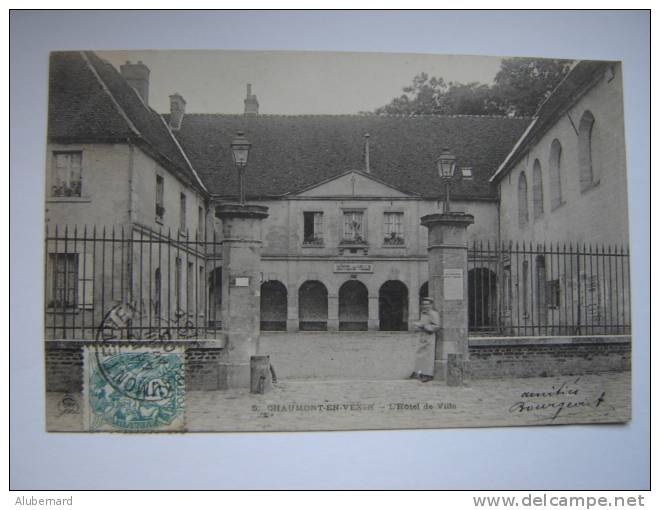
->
xmin=98 ymin=49 xmax=503 ymax=115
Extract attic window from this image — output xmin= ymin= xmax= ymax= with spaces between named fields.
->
xmin=460 ymin=167 xmax=473 ymax=180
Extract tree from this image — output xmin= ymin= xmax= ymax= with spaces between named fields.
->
xmin=373 ymin=58 xmax=572 ymax=117
xmin=492 ymin=58 xmax=573 ymax=116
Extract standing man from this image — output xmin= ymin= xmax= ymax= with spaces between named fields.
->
xmin=411 ymin=297 xmax=440 ymax=382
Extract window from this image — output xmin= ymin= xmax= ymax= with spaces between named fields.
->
xmin=342 ymin=211 xmax=365 ymax=242
xmin=49 ymin=254 xmax=78 ymax=308
xmin=522 ymin=260 xmax=529 ymax=318
xmin=549 ymin=139 xmax=563 ymax=209
xmin=383 ymin=212 xmax=404 ymax=245
xmin=198 ymin=266 xmax=205 ymax=315
xmin=175 ymin=257 xmax=182 ymax=311
xmin=518 ymin=172 xmax=529 ymax=228
xmin=547 ymin=279 xmax=560 ymax=308
xmin=303 ymin=212 xmax=323 ymax=245
xmin=155 ymin=176 xmax=165 ymax=220
xmin=578 ymin=110 xmax=596 ymax=191
xmin=179 ymin=193 xmax=187 ymax=232
xmin=460 ymin=167 xmax=473 ymax=180
xmin=198 ymin=206 xmax=205 ymax=239
xmin=532 ymin=159 xmax=544 ymax=220
xmin=187 ymin=262 xmax=194 ymax=312
xmin=48 ymin=252 xmax=93 ymax=310
xmin=154 ymin=268 xmax=161 ymax=315
xmin=503 ymin=265 xmax=512 ymax=313
xmin=52 ymin=152 xmax=82 ymax=197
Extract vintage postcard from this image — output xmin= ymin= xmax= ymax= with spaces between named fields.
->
xmin=44 ymin=49 xmax=631 ymax=432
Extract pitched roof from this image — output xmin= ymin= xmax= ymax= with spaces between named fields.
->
xmin=168 ymin=113 xmax=530 ymax=200
xmin=491 ymin=60 xmax=613 ymax=182
xmin=47 ymin=51 xmax=205 ymax=193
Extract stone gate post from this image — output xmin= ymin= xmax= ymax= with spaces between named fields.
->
xmin=215 ymin=203 xmax=269 ymax=389
xmin=420 ymin=211 xmax=474 ymax=386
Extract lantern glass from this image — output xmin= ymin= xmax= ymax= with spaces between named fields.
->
xmin=231 ymin=132 xmax=251 ymax=168
xmin=437 ymin=148 xmax=456 ymax=179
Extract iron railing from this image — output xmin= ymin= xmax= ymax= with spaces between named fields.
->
xmin=45 ymin=225 xmax=631 ymax=339
xmin=467 ymin=241 xmax=631 ymax=336
xmin=44 ymin=224 xmax=223 ymax=340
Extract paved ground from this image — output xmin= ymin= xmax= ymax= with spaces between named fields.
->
xmin=184 ymin=371 xmax=630 ymax=432
xmin=259 ymin=332 xmax=420 ymax=380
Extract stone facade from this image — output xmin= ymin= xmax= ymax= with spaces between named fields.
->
xmin=496 ymin=62 xmax=629 ymax=247
xmin=45 ymin=52 xmax=630 ymax=348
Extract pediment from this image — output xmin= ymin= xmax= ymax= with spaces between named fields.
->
xmin=294 ymin=171 xmax=413 ymax=198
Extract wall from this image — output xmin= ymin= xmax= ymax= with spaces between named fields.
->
xmin=469 ymin=336 xmax=631 ymax=378
xmin=131 ymin=146 xmax=209 ymax=236
xmin=498 ymin=63 xmax=629 ymax=247
xmin=44 ymin=335 xmax=631 ymax=392
xmin=45 ymin=143 xmax=131 ymax=227
xmin=259 ymin=197 xmax=498 ymax=257
xmin=243 ymin=195 xmax=497 ymax=331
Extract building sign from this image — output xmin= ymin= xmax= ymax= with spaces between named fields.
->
xmin=334 ymin=263 xmax=373 ymax=273
xmin=232 ymin=277 xmax=250 ymax=287
xmin=443 ymin=269 xmax=464 ymax=300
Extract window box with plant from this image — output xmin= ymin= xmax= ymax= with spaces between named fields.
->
xmin=383 ymin=231 xmax=405 ymax=246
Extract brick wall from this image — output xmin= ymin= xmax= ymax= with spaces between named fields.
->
xmin=45 ymin=343 xmax=83 ymax=392
xmin=45 ymin=334 xmax=631 ymax=391
xmin=185 ymin=348 xmax=224 ymax=390
xmin=469 ymin=336 xmax=631 ymax=379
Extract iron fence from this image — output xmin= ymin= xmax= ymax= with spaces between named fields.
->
xmin=44 ymin=224 xmax=223 ymax=340
xmin=44 ymin=225 xmax=631 ymax=339
xmin=467 ymin=241 xmax=631 ymax=336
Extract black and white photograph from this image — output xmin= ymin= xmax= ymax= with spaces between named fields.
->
xmin=43 ymin=47 xmax=633 ymax=433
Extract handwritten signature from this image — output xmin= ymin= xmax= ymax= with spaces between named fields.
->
xmin=508 ymin=377 xmax=607 ymax=420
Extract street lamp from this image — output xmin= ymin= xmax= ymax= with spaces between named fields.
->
xmin=230 ymin=131 xmax=251 ymax=204
xmin=437 ymin=147 xmax=456 ymax=213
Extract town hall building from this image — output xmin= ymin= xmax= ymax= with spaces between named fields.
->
xmin=44 ymin=51 xmax=630 ymax=341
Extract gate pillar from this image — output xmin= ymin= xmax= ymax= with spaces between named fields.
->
xmin=215 ymin=203 xmax=269 ymax=389
xmin=420 ymin=212 xmax=474 ymax=385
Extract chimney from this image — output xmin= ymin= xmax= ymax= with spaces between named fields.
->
xmin=244 ymin=83 xmax=259 ymax=116
xmin=120 ymin=60 xmax=150 ymax=105
xmin=169 ymin=93 xmax=186 ymax=130
xmin=364 ymin=133 xmax=370 ymax=173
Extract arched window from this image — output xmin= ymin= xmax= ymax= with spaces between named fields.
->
xmin=578 ymin=111 xmax=596 ymax=191
xmin=532 ymin=159 xmax=544 ymax=220
xmin=549 ymin=139 xmax=563 ymax=209
xmin=518 ymin=171 xmax=529 ymax=228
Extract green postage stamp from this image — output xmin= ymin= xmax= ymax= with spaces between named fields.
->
xmin=83 ymin=346 xmax=186 ymax=432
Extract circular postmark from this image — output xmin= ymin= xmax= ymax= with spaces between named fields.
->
xmin=89 ymin=350 xmax=184 ymax=431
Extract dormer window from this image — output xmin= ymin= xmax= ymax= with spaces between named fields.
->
xmin=460 ymin=167 xmax=473 ymax=180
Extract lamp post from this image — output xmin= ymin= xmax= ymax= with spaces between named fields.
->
xmin=230 ymin=131 xmax=251 ymax=204
xmin=437 ymin=147 xmax=456 ymax=213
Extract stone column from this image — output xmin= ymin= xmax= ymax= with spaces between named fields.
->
xmin=368 ymin=295 xmax=379 ymax=330
xmin=420 ymin=212 xmax=474 ymax=386
xmin=327 ymin=294 xmax=339 ymax=331
xmin=286 ymin=282 xmax=299 ymax=332
xmin=215 ymin=203 xmax=269 ymax=389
